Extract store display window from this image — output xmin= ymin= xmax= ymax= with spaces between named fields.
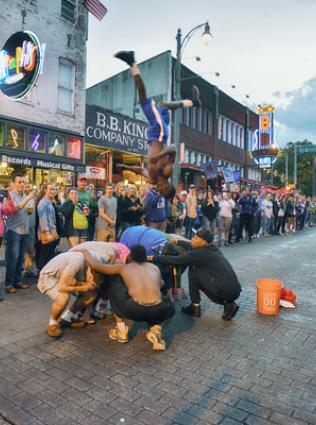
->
xmin=48 ymin=134 xmax=65 ymax=156
xmin=0 ymin=122 xmax=4 ymax=147
xmin=67 ymin=136 xmax=82 ymax=159
xmin=28 ymin=128 xmax=47 ymax=153
xmin=6 ymin=124 xmax=26 ymax=150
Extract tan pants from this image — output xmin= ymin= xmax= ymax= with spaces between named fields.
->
xmin=96 ymin=226 xmax=116 ymax=242
xmin=219 ymin=217 xmax=232 ymax=242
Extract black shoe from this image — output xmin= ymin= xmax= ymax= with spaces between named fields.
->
xmin=114 ymin=50 xmax=135 ymax=66
xmin=222 ymin=302 xmax=239 ymax=321
xmin=181 ymin=303 xmax=201 ymax=317
xmin=190 ymin=85 xmax=201 ymax=107
xmin=15 ymin=282 xmax=29 ymax=289
xmin=0 ymin=292 xmax=4 ymax=302
xmin=58 ymin=319 xmax=87 ymax=329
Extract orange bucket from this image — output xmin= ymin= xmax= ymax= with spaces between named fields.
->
xmin=256 ymin=278 xmax=283 ymax=315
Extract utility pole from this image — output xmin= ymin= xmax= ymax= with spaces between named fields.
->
xmin=294 ymin=144 xmax=297 ymax=188
xmin=285 ymin=153 xmax=288 ymax=186
xmin=313 ymin=157 xmax=316 ymax=198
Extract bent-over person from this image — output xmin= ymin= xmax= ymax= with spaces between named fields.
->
xmin=38 ymin=252 xmax=103 ymax=338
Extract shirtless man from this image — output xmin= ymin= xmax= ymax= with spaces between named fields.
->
xmin=38 ymin=251 xmax=105 ymax=338
xmin=75 ymin=244 xmax=175 ymax=351
xmin=114 ymin=50 xmax=201 ymax=199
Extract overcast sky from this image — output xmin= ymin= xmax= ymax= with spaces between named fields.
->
xmin=86 ymin=0 xmax=316 ymax=147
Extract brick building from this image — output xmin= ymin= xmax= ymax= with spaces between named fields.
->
xmin=0 ymin=0 xmax=88 ymax=187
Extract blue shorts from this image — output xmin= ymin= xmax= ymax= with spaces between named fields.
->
xmin=72 ymin=229 xmax=88 ymax=239
xmin=141 ymin=99 xmax=170 ymax=144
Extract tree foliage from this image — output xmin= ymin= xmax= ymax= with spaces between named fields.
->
xmin=273 ymin=140 xmax=315 ymax=196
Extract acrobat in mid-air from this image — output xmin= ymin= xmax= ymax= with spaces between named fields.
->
xmin=115 ymin=50 xmax=201 ymax=199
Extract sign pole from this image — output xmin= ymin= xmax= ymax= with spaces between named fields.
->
xmin=294 ymin=145 xmax=297 ymax=188
xmin=313 ymin=157 xmax=316 ymax=198
xmin=285 ymin=153 xmax=288 ymax=186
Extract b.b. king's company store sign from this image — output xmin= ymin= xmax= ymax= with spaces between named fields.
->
xmin=86 ymin=105 xmax=148 ymax=156
xmin=0 ymin=31 xmax=46 ymax=100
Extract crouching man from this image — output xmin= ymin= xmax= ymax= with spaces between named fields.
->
xmin=149 ymin=227 xmax=242 ymax=321
xmin=38 ymin=251 xmax=101 ymax=338
xmin=75 ymin=244 xmax=175 ymax=351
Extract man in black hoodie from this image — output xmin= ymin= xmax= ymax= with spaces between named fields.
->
xmin=149 ymin=227 xmax=241 ymax=320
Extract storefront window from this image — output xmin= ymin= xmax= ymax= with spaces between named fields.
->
xmin=48 ymin=134 xmax=65 ymax=156
xmin=6 ymin=124 xmax=26 ymax=150
xmin=67 ymin=136 xmax=81 ymax=159
xmin=0 ymin=122 xmax=4 ymax=147
xmin=35 ymin=168 xmax=74 ymax=187
xmin=28 ymin=128 xmax=47 ymax=153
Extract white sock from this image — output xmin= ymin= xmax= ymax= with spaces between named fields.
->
xmin=49 ymin=317 xmax=58 ymax=325
xmin=117 ymin=322 xmax=127 ymax=333
xmin=95 ymin=297 xmax=107 ymax=313
xmin=60 ymin=309 xmax=73 ymax=322
xmin=131 ymin=64 xmax=140 ymax=76
xmin=182 ymin=99 xmax=193 ymax=108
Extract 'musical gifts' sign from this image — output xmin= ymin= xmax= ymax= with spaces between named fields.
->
xmin=86 ymin=105 xmax=148 ymax=156
xmin=0 ymin=31 xmax=46 ymax=100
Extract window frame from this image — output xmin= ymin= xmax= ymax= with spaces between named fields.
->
xmin=61 ymin=0 xmax=77 ymax=23
xmin=57 ymin=59 xmax=75 ymax=114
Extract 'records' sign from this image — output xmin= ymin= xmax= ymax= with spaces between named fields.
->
xmin=1 ymin=154 xmax=84 ymax=172
xmin=86 ymin=105 xmax=148 ymax=155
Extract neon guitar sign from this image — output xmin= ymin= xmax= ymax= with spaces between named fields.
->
xmin=0 ymin=31 xmax=46 ymax=100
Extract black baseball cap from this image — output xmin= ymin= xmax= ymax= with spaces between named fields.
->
xmin=192 ymin=227 xmax=214 ymax=243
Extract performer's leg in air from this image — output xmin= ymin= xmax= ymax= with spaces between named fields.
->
xmin=115 ymin=51 xmax=201 ymax=198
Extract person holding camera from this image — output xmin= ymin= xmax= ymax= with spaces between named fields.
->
xmin=5 ymin=175 xmax=37 ymax=294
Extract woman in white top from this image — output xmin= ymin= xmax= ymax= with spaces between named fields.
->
xmin=219 ymin=192 xmax=235 ymax=246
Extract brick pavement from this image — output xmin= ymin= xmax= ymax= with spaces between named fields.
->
xmin=0 ymin=230 xmax=315 ymax=424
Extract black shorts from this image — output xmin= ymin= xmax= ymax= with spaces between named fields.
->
xmin=108 ymin=276 xmax=175 ymax=327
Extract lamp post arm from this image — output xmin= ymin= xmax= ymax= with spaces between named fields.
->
xmin=178 ymin=22 xmax=209 ymax=58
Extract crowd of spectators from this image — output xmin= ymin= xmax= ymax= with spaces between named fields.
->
xmin=0 ymin=173 xmax=314 ymax=301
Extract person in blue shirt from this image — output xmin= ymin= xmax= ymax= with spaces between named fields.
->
xmin=115 ymin=50 xmax=201 ymax=199
xmin=144 ymin=187 xmax=167 ymax=232
xmin=120 ymin=225 xmax=167 ymax=257
xmin=236 ymin=191 xmax=257 ymax=243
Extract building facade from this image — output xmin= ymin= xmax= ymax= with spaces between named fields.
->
xmin=86 ymin=50 xmax=261 ymax=190
xmin=85 ymin=104 xmax=148 ymax=187
xmin=0 ymin=0 xmax=88 ymax=187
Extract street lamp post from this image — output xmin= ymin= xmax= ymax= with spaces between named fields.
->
xmin=172 ymin=22 xmax=212 ymax=189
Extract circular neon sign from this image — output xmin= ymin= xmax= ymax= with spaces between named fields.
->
xmin=0 ymin=31 xmax=45 ymax=100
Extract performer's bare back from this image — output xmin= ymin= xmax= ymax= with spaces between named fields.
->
xmin=120 ymin=262 xmax=162 ymax=305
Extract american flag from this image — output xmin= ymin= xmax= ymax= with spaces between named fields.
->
xmin=83 ymin=0 xmax=107 ymax=20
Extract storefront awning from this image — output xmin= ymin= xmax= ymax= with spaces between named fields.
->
xmin=180 ymin=163 xmax=204 ymax=172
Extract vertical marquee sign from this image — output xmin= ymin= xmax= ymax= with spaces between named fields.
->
xmin=0 ymin=31 xmax=46 ymax=100
xmin=250 ymin=105 xmax=279 ymax=169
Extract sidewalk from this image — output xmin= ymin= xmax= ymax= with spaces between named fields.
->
xmin=0 ymin=229 xmax=315 ymax=424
